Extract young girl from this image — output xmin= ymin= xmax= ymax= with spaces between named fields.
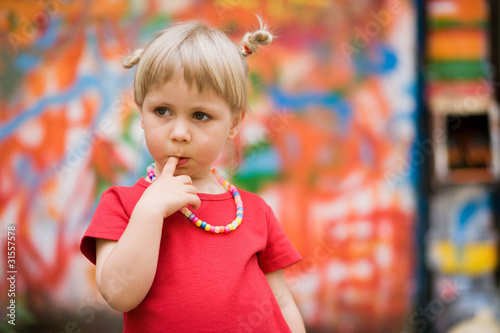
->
xmin=80 ymin=19 xmax=305 ymax=333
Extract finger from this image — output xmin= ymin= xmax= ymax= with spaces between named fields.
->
xmin=160 ymin=156 xmax=179 ymax=177
xmin=177 ymin=175 xmax=193 ymax=185
xmin=184 ymin=184 xmax=198 ymax=195
xmin=190 ymin=196 xmax=201 ymax=210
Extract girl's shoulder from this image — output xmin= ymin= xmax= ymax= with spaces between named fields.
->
xmin=97 ymin=178 xmax=149 ymax=213
xmin=101 ymin=177 xmax=148 ymax=195
xmin=237 ymin=188 xmax=261 ymax=200
xmin=237 ymin=189 xmax=274 ymax=211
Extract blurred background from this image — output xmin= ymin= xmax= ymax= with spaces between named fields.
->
xmin=1 ymin=0 xmax=499 ymax=332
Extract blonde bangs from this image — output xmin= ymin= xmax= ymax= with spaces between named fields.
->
xmin=134 ymin=22 xmax=248 ymax=112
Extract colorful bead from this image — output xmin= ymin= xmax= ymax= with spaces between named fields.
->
xmin=149 ymin=164 xmax=243 ymax=234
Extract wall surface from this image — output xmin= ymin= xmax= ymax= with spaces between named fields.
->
xmin=0 ymin=0 xmax=417 ymax=332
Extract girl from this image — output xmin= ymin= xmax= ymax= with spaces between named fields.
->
xmin=80 ymin=19 xmax=305 ymax=333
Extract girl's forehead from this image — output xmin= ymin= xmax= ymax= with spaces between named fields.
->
xmin=148 ymin=73 xmax=219 ymax=99
xmin=145 ymin=75 xmax=232 ymax=110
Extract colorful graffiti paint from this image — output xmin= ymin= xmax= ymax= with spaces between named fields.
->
xmin=0 ymin=0 xmax=417 ymax=332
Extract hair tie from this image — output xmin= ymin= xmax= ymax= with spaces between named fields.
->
xmin=242 ymin=45 xmax=253 ymax=57
xmin=239 ymin=17 xmax=273 ymax=58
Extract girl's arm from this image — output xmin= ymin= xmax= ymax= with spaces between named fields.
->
xmin=265 ymin=269 xmax=306 ymax=333
xmin=95 ymin=157 xmax=200 ymax=312
xmin=94 ymin=203 xmax=165 ymax=312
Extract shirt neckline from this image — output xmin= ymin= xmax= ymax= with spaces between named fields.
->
xmin=137 ymin=177 xmax=233 ymax=201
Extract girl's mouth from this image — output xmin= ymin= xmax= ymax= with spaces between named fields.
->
xmin=177 ymin=157 xmax=190 ymax=167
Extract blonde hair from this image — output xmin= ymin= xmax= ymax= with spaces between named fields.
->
xmin=123 ymin=20 xmax=273 ymax=112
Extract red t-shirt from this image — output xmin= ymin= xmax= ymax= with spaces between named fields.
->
xmin=80 ymin=178 xmax=302 ymax=333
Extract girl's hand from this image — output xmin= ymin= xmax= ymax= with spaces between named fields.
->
xmin=140 ymin=156 xmax=201 ymax=219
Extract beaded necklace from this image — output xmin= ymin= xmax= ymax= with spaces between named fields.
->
xmin=146 ymin=163 xmax=243 ymax=233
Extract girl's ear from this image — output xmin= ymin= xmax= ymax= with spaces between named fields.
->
xmin=138 ymin=106 xmax=145 ymax=129
xmin=227 ymin=111 xmax=246 ymax=139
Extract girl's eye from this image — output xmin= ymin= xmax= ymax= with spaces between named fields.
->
xmin=193 ymin=112 xmax=210 ymax=121
xmin=154 ymin=107 xmax=171 ymax=116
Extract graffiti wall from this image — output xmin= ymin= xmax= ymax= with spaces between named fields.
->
xmin=0 ymin=0 xmax=417 ymax=332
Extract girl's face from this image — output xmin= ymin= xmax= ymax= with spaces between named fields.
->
xmin=139 ymin=72 xmax=243 ymax=183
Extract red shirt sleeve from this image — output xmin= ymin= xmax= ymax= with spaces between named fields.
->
xmin=257 ymin=204 xmax=302 ymax=274
xmin=80 ymin=187 xmax=130 ymax=265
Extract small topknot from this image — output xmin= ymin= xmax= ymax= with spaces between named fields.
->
xmin=123 ymin=48 xmax=144 ymax=68
xmin=240 ymin=18 xmax=273 ymax=57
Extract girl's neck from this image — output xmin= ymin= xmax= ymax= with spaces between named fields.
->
xmin=191 ymin=173 xmax=227 ymax=195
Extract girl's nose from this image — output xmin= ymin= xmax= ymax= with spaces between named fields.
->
xmin=169 ymin=118 xmax=191 ymax=143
